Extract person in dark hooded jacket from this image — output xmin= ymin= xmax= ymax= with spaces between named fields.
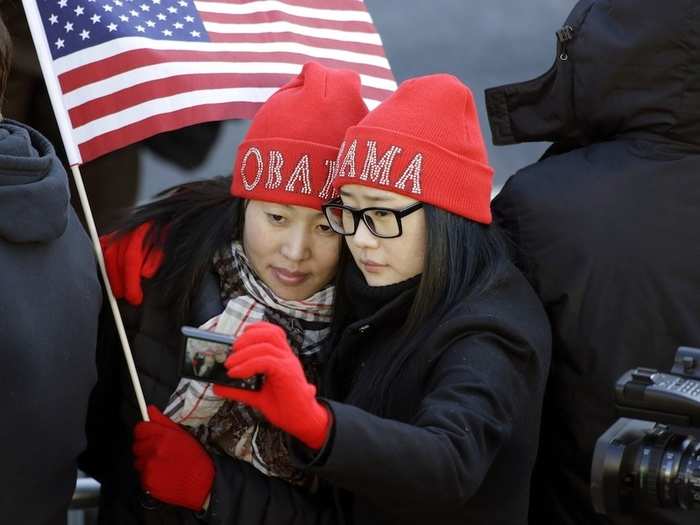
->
xmin=0 ymin=13 xmax=102 ymax=525
xmin=79 ymin=62 xmax=369 ymax=525
xmin=487 ymin=0 xmax=700 ymax=524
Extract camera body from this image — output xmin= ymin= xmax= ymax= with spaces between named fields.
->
xmin=591 ymin=347 xmax=700 ymax=515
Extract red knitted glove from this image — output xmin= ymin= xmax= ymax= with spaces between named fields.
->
xmin=100 ymin=221 xmax=165 ymax=306
xmin=213 ymin=322 xmax=331 ymax=450
xmin=133 ymin=405 xmax=214 ymax=511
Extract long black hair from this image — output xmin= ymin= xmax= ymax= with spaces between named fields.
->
xmin=108 ymin=175 xmax=244 ymax=323
xmin=402 ymin=204 xmax=507 ymax=336
xmin=329 ymin=203 xmax=508 ymax=414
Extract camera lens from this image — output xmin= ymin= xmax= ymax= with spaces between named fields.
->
xmin=592 ymin=419 xmax=700 ymax=514
xmin=634 ymin=425 xmax=700 ymax=510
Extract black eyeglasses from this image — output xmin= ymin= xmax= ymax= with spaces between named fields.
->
xmin=321 ymin=198 xmax=423 ymax=239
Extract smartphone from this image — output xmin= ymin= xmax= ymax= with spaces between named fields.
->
xmin=179 ymin=326 xmax=264 ymax=391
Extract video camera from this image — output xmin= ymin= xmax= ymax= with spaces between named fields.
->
xmin=591 ymin=347 xmax=700 ymax=515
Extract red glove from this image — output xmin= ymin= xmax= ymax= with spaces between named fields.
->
xmin=133 ymin=405 xmax=214 ymax=511
xmin=213 ymin=322 xmax=331 ymax=450
xmin=100 ymin=221 xmax=165 ymax=306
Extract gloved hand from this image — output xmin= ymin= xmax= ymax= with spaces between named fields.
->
xmin=213 ymin=322 xmax=331 ymax=450
xmin=133 ymin=405 xmax=214 ymax=511
xmin=100 ymin=221 xmax=165 ymax=306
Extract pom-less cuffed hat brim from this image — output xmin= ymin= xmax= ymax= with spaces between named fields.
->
xmin=336 ymin=125 xmax=493 ymax=223
xmin=231 ymin=138 xmax=340 ymax=210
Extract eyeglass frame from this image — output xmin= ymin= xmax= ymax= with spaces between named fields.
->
xmin=321 ymin=198 xmax=424 ymax=239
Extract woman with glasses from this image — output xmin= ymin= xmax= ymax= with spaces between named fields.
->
xmin=212 ymin=74 xmax=552 ymax=524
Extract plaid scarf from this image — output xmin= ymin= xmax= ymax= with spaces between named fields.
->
xmin=164 ymin=242 xmax=334 ymax=486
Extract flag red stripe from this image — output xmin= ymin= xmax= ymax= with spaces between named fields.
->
xmin=358 ymin=84 xmax=389 ymax=102
xmin=198 ymin=10 xmax=377 ymax=33
xmin=208 ymin=31 xmax=385 ymax=57
xmin=78 ymin=101 xmax=261 ymax=163
xmin=69 ymin=72 xmax=389 ymax=128
xmin=215 ymin=0 xmax=369 ymax=11
xmin=68 ymin=72 xmax=292 ymax=126
xmin=59 ymin=49 xmax=393 ymax=94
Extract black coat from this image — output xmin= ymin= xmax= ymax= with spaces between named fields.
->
xmin=0 ymin=121 xmax=102 ymax=524
xmin=80 ymin=269 xmax=224 ymax=524
xmin=205 ymin=259 xmax=551 ymax=525
xmin=487 ymin=1 xmax=700 ymax=524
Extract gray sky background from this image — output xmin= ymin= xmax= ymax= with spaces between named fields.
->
xmin=139 ymin=0 xmax=577 ymax=202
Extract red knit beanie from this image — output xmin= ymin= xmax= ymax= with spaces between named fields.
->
xmin=231 ymin=62 xmax=368 ymax=210
xmin=332 ymin=74 xmax=493 ymax=224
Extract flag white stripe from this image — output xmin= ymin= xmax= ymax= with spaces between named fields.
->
xmin=63 ymin=61 xmax=396 ymax=108
xmin=73 ymin=87 xmax=275 ymax=143
xmin=202 ymin=21 xmax=381 ymax=45
xmin=52 ymin=37 xmax=390 ymax=75
xmin=73 ymin=87 xmax=381 ymax=143
xmin=365 ymin=98 xmax=379 ymax=110
xmin=194 ymin=0 xmax=372 ymax=22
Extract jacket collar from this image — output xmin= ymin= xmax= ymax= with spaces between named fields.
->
xmin=343 ymin=260 xmax=419 ymax=328
xmin=485 ymin=0 xmax=700 ymax=149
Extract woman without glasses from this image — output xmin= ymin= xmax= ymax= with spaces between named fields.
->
xmin=79 ymin=62 xmax=368 ymax=524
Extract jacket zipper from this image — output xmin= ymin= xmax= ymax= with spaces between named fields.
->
xmin=556 ymin=25 xmax=575 ymax=61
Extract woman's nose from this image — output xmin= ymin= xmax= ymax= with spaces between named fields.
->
xmin=349 ymin=218 xmax=378 ymax=249
xmin=281 ymin=227 xmax=311 ymax=261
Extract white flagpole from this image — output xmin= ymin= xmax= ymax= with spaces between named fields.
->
xmin=71 ymin=165 xmax=150 ymax=422
xmin=21 ymin=0 xmax=150 ymax=422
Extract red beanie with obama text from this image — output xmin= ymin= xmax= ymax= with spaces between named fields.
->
xmin=332 ymin=74 xmax=493 ymax=223
xmin=231 ymin=62 xmax=369 ymax=210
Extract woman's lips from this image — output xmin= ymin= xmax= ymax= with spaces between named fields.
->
xmin=270 ymin=266 xmax=310 ymax=285
xmin=360 ymin=260 xmax=387 ymax=273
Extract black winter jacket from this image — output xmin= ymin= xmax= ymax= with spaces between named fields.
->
xmin=204 ymin=259 xmax=551 ymax=525
xmin=80 ymin=269 xmax=224 ymax=524
xmin=0 ymin=120 xmax=102 ymax=524
xmin=488 ymin=1 xmax=700 ymax=524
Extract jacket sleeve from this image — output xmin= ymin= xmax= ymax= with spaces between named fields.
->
xmin=83 ymin=249 xmax=541 ymax=521
xmin=207 ymin=455 xmax=344 ymax=525
xmin=78 ymin=296 xmax=141 ymax=481
xmin=300 ymin=313 xmax=541 ymax=515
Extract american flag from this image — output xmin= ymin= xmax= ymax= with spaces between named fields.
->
xmin=22 ymin=0 xmax=395 ymax=164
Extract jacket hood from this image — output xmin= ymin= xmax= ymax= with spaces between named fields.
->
xmin=486 ymin=0 xmax=700 ymax=148
xmin=0 ymin=120 xmax=70 ymax=243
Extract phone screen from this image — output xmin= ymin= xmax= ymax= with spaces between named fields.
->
xmin=179 ymin=326 xmax=263 ymax=390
